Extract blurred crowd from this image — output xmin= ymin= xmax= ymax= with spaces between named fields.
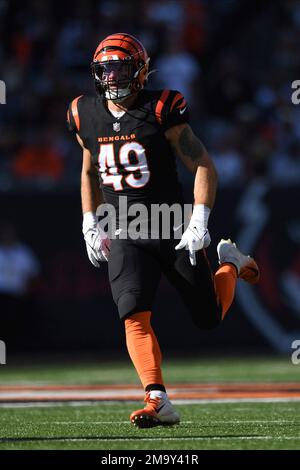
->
xmin=1 ymin=0 xmax=300 ymax=191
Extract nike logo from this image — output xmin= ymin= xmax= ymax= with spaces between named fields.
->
xmin=179 ymin=107 xmax=187 ymax=114
xmin=173 ymin=223 xmax=184 ymax=232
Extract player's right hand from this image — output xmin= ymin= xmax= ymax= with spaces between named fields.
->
xmin=175 ymin=226 xmax=211 ymax=266
xmin=82 ymin=212 xmax=110 ymax=266
xmin=175 ymin=204 xmax=211 ymax=266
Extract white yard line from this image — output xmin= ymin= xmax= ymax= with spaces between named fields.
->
xmin=36 ymin=419 xmax=299 ymax=425
xmin=1 ymin=397 xmax=300 ymax=408
xmin=2 ymin=436 xmax=296 ymax=442
xmin=173 ymin=398 xmax=300 ymax=404
xmin=71 ymin=436 xmax=300 ymax=441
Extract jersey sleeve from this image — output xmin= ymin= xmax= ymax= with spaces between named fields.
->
xmin=155 ymin=90 xmax=189 ymax=131
xmin=66 ymin=95 xmax=83 ymax=133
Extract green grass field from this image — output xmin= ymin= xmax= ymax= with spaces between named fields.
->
xmin=0 ymin=356 xmax=300 ymax=450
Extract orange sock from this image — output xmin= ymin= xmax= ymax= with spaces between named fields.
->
xmin=214 ymin=263 xmax=238 ymax=320
xmin=124 ymin=311 xmax=164 ymax=390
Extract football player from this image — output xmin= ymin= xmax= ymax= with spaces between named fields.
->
xmin=67 ymin=33 xmax=259 ymax=428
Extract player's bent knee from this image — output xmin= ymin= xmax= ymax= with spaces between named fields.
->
xmin=194 ymin=316 xmax=221 ymax=330
xmin=189 ymin=305 xmax=222 ymax=330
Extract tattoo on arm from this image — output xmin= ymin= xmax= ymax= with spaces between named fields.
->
xmin=178 ymin=126 xmax=206 ymax=162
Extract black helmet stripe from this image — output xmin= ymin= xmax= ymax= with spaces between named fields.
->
xmin=99 ymin=46 xmax=133 ymax=56
xmin=119 ymin=33 xmax=145 ymax=53
xmin=102 ymin=36 xmax=141 ymax=55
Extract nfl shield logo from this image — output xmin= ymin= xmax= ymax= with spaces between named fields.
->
xmin=113 ymin=122 xmax=121 ymax=132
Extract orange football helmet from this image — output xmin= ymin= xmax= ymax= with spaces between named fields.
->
xmin=91 ymin=33 xmax=150 ymax=102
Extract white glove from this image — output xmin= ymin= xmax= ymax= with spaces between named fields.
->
xmin=175 ymin=204 xmax=211 ymax=266
xmin=82 ymin=212 xmax=110 ymax=267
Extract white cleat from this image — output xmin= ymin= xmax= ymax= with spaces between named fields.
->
xmin=130 ymin=391 xmax=180 ymax=428
xmin=217 ymin=239 xmax=260 ymax=284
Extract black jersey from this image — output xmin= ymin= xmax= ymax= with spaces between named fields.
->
xmin=67 ymin=89 xmax=189 ymax=211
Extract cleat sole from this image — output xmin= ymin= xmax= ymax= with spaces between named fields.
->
xmin=239 ymin=259 xmax=260 ymax=284
xmin=131 ymin=414 xmax=160 ymax=428
xmin=131 ymin=414 xmax=180 ymax=428
xmin=240 ymin=266 xmax=260 ymax=284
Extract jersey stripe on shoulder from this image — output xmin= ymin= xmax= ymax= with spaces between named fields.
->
xmin=170 ymin=93 xmax=182 ymax=111
xmin=170 ymin=92 xmax=185 ymax=112
xmin=155 ymin=90 xmax=170 ymax=125
xmin=177 ymin=99 xmax=187 ymax=109
xmin=71 ymin=95 xmax=83 ymax=131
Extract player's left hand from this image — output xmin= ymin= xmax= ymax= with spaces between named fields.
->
xmin=175 ymin=204 xmax=211 ymax=266
xmin=175 ymin=226 xmax=211 ymax=266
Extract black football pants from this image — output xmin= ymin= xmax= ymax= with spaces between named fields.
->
xmin=108 ymin=237 xmax=222 ymax=329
